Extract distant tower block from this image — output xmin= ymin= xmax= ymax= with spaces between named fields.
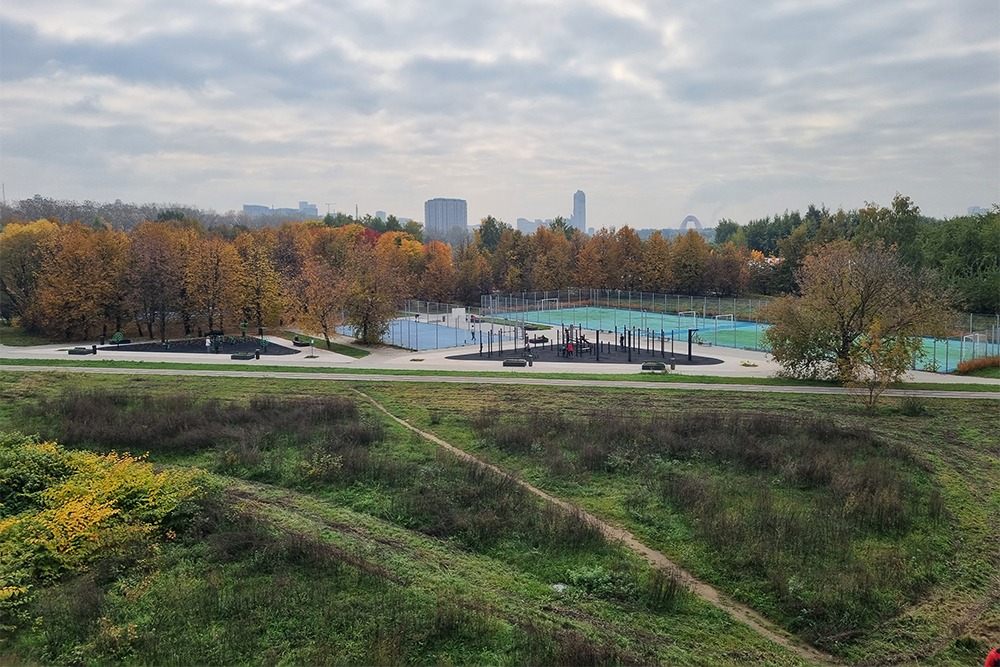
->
xmin=573 ymin=190 xmax=586 ymax=230
xmin=679 ymin=215 xmax=702 ymax=231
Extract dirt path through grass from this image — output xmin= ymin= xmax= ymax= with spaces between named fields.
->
xmin=354 ymin=389 xmax=838 ymax=667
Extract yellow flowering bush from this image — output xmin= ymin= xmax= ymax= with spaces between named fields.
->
xmin=1 ymin=432 xmax=212 ymax=627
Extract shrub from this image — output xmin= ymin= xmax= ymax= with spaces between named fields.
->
xmin=899 ymin=396 xmax=928 ymax=416
xmin=0 ymin=433 xmax=214 ymax=630
xmin=955 ymin=355 xmax=999 ymax=374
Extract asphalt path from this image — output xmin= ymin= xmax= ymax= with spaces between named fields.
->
xmin=2 ymin=364 xmax=997 ymax=400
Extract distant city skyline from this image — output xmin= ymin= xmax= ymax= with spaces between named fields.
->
xmin=2 ymin=1 xmax=996 ymax=227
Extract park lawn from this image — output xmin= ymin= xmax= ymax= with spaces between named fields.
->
xmin=0 ymin=322 xmax=52 ymax=346
xmin=273 ymin=330 xmax=371 ymax=358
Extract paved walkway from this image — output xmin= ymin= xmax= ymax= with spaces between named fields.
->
xmin=2 ymin=365 xmax=997 ymax=400
xmin=2 ymin=334 xmax=997 ymax=387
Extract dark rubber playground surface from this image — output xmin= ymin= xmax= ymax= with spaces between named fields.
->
xmin=100 ymin=337 xmax=299 ymax=356
xmin=446 ymin=343 xmax=724 ymax=366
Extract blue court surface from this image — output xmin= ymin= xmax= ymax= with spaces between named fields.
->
xmin=339 ymin=319 xmax=517 ymax=352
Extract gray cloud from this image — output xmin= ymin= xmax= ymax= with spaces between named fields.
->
xmin=0 ymin=0 xmax=996 ymax=226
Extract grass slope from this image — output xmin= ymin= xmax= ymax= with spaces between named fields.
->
xmin=359 ymin=382 xmax=1000 ymax=666
xmin=1 ymin=377 xmax=806 ymax=666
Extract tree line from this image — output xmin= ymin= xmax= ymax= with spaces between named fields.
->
xmin=1 ymin=194 xmax=996 ymax=344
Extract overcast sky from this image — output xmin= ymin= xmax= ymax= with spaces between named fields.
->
xmin=2 ymin=0 xmax=997 ymax=229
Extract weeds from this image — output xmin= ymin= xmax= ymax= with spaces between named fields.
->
xmin=471 ymin=406 xmax=949 ymax=645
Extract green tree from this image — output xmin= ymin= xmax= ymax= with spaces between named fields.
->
xmin=919 ymin=209 xmax=999 ymax=313
xmin=855 ymin=194 xmax=922 ymax=268
xmin=773 ymin=223 xmax=812 ymax=294
xmin=477 ymin=216 xmax=508 ymax=254
xmin=761 ymin=241 xmax=952 ymax=384
xmin=548 ymin=216 xmax=575 ymax=241
xmin=714 ymin=219 xmax=740 ymax=245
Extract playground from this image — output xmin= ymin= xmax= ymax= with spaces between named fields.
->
xmin=101 ymin=336 xmax=299 ymax=356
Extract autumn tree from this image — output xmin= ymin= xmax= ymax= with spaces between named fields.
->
xmin=706 ymin=242 xmax=748 ymax=296
xmin=344 ymin=242 xmax=410 ymax=344
xmin=32 ymin=224 xmax=105 ymax=339
xmin=129 ymin=222 xmax=190 ymax=341
xmin=532 ymin=226 xmax=573 ymax=291
xmin=454 ymin=244 xmax=493 ymax=305
xmin=185 ymin=236 xmax=243 ymax=333
xmin=642 ymin=231 xmax=674 ymax=293
xmin=575 ymin=230 xmax=613 ymax=289
xmin=672 ymin=230 xmax=710 ymax=294
xmin=296 ymin=257 xmax=346 ymax=349
xmin=609 ymin=226 xmax=643 ymax=290
xmin=761 ymin=241 xmax=952 ymax=387
xmin=91 ymin=229 xmax=132 ymax=337
xmin=0 ymin=218 xmax=60 ymax=324
xmin=492 ymin=228 xmax=533 ymax=293
xmin=419 ymin=240 xmax=456 ymax=303
xmin=746 ymin=249 xmax=777 ymax=295
xmin=234 ymin=230 xmax=283 ymax=333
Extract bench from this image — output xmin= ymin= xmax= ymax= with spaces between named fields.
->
xmin=292 ymin=339 xmax=311 ymax=347
xmin=503 ymin=358 xmax=528 ymax=367
xmin=68 ymin=347 xmax=93 ymax=355
xmin=231 ymin=352 xmax=256 ymax=360
xmin=641 ymin=361 xmax=667 ymax=372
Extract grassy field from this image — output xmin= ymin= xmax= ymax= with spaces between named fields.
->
xmin=1 ymin=371 xmax=997 ymax=665
xmin=1 ymin=372 xmax=807 ymax=666
xmin=359 ymin=381 xmax=1000 ymax=665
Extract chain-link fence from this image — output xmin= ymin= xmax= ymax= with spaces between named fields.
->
xmin=481 ymin=288 xmax=999 ymax=372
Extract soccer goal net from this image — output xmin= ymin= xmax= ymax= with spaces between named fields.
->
xmin=714 ymin=314 xmax=734 ymax=329
xmin=962 ymin=333 xmax=988 ymax=358
xmin=539 ymin=298 xmax=560 ymax=312
xmin=678 ymin=311 xmax=699 ymax=329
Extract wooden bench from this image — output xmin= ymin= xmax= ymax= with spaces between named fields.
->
xmin=641 ymin=361 xmax=667 ymax=372
xmin=231 ymin=352 xmax=256 ymax=360
xmin=503 ymin=358 xmax=528 ymax=367
xmin=292 ymin=339 xmax=311 ymax=347
xmin=68 ymin=347 xmax=93 ymax=355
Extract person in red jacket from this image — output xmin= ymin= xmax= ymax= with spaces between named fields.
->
xmin=985 ymin=646 xmax=1000 ymax=667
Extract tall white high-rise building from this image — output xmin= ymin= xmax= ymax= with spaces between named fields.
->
xmin=572 ymin=190 xmax=586 ymax=230
xmin=424 ymin=198 xmax=467 ymax=237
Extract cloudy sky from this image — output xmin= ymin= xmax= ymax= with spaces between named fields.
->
xmin=1 ymin=0 xmax=997 ymax=229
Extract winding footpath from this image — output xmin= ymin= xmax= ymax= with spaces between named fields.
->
xmin=353 ymin=388 xmax=838 ymax=666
